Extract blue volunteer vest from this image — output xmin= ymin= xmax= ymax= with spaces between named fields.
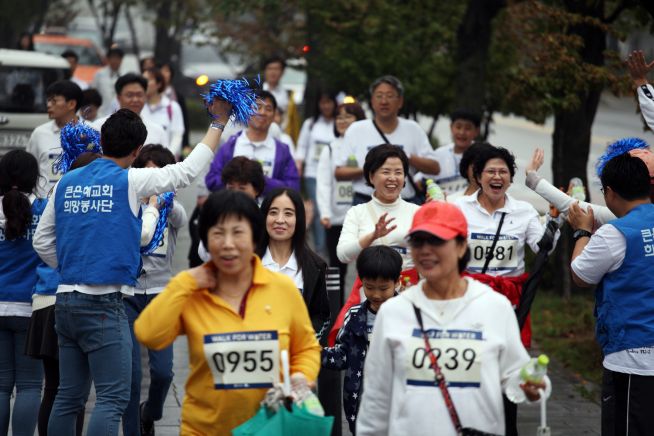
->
xmin=596 ymin=203 xmax=654 ymax=355
xmin=54 ymin=158 xmax=142 ymax=286
xmin=0 ymin=198 xmax=47 ymax=302
xmin=33 ymin=264 xmax=60 ymax=296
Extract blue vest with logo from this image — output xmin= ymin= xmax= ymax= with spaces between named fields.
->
xmin=33 ymin=264 xmax=60 ymax=296
xmin=54 ymin=158 xmax=142 ymax=286
xmin=0 ymin=198 xmax=47 ymax=302
xmin=596 ymin=203 xmax=654 ymax=355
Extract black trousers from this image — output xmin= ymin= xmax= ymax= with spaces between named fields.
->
xmin=603 ymin=368 xmax=654 ymax=436
xmin=325 ymin=225 xmax=347 ymax=290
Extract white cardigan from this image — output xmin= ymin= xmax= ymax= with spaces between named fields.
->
xmin=336 ymin=194 xmax=419 ymax=270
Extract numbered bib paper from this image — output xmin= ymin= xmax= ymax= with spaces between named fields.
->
xmin=467 ymin=233 xmax=519 ymax=273
xmin=203 ymin=330 xmax=280 ymax=390
xmin=335 ymin=181 xmax=353 ymax=205
xmin=406 ymin=328 xmax=483 ymax=388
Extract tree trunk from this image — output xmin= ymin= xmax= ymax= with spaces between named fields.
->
xmin=153 ymin=0 xmax=180 ymax=65
xmin=454 ymin=0 xmax=506 ymax=113
xmin=551 ymin=1 xmax=605 ymax=299
xmin=124 ymin=5 xmax=140 ymax=59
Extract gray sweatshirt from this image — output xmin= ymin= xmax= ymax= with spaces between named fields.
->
xmin=136 ymin=200 xmax=188 ymax=293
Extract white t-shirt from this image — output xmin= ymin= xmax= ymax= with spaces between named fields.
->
xmin=366 ymin=309 xmax=376 ymax=342
xmin=296 ymin=116 xmax=335 ymax=178
xmin=338 ymin=118 xmax=434 ymax=198
xmin=140 ymin=96 xmax=185 ymax=156
xmin=232 ymin=131 xmax=277 ymax=178
xmin=91 ymin=114 xmax=169 ymax=150
xmin=261 ymin=247 xmax=304 ymax=292
xmin=571 ymin=224 xmax=654 ymax=374
xmin=26 ymin=120 xmax=63 ymax=196
xmin=454 ymin=192 xmax=554 ymax=276
xmin=426 ymin=143 xmax=468 ymax=195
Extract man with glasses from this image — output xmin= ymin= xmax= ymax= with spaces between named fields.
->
xmin=334 ymin=75 xmax=439 ymax=205
xmin=91 ymin=73 xmax=168 ymax=149
xmin=27 ymin=80 xmax=83 ymax=196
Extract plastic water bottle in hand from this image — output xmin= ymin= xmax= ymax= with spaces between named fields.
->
xmin=505 ymin=354 xmax=549 ymax=403
xmin=426 ymin=179 xmax=445 ymax=202
xmin=346 ymin=154 xmax=358 ymax=168
xmin=521 ymin=354 xmax=549 ymax=383
xmin=569 ymin=177 xmax=586 ymax=202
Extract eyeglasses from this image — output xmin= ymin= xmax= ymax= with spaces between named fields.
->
xmin=121 ymin=92 xmax=145 ymax=100
xmin=483 ymin=169 xmax=510 ymax=177
xmin=372 ymin=93 xmax=400 ymax=101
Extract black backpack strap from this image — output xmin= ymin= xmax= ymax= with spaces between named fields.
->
xmin=481 ymin=212 xmax=507 ymax=275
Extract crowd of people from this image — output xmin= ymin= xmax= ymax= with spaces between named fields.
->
xmin=1 ymin=45 xmax=653 ymax=436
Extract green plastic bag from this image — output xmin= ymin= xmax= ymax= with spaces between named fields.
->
xmin=232 ymin=403 xmax=334 ymax=436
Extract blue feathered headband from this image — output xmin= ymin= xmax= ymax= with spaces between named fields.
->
xmin=201 ymin=76 xmax=260 ymax=125
xmin=54 ymin=121 xmax=102 ymax=175
xmin=596 ymin=137 xmax=649 ymax=177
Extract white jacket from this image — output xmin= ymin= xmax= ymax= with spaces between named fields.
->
xmin=357 ymin=278 xmax=544 ymax=436
xmin=637 ymin=83 xmax=654 ymax=131
xmin=316 ymin=137 xmax=350 ymax=226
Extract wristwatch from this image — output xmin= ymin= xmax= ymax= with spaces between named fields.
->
xmin=573 ymin=229 xmax=592 ymax=241
xmin=210 ymin=120 xmax=226 ymax=131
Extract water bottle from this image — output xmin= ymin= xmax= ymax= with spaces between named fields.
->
xmin=426 ymin=179 xmax=445 ymax=201
xmin=295 ymin=387 xmax=325 ymax=416
xmin=505 ymin=354 xmax=549 ymax=403
xmin=346 ymin=154 xmax=358 ymax=167
xmin=569 ymin=177 xmax=586 ymax=202
xmin=520 ymin=354 xmax=549 ymax=384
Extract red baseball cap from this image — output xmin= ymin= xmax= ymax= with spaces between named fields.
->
xmin=408 ymin=201 xmax=468 ymax=240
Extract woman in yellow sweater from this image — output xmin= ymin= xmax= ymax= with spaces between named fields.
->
xmin=134 ymin=190 xmax=321 ymax=435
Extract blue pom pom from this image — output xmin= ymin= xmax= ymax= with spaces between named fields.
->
xmin=201 ymin=76 xmax=260 ymax=125
xmin=54 ymin=121 xmax=102 ymax=175
xmin=141 ymin=192 xmax=176 ymax=255
xmin=596 ymin=137 xmax=649 ymax=177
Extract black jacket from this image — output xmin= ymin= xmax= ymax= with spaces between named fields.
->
xmin=301 ymin=249 xmax=332 ymax=345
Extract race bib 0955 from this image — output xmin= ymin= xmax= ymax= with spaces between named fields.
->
xmin=203 ymin=330 xmax=280 ymax=390
xmin=406 ymin=328 xmax=483 ymax=388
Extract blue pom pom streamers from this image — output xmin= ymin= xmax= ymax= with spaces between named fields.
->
xmin=596 ymin=137 xmax=649 ymax=177
xmin=141 ymin=192 xmax=175 ymax=255
xmin=201 ymin=76 xmax=260 ymax=125
xmin=54 ymin=121 xmax=102 ymax=175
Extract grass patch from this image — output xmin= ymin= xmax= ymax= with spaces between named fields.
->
xmin=531 ymin=291 xmax=603 ymax=389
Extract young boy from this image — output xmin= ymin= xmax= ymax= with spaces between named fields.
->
xmin=322 ymin=245 xmax=402 ymax=434
xmin=26 ymin=80 xmax=83 ymax=196
xmin=122 ymin=144 xmax=187 ymax=436
xmin=425 ymin=109 xmax=481 ymax=196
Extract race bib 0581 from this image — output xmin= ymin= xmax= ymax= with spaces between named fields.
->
xmin=203 ymin=330 xmax=280 ymax=390
xmin=406 ymin=328 xmax=483 ymax=388
xmin=467 ymin=233 xmax=519 ymax=273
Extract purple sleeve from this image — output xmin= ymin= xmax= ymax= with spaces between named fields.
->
xmin=204 ymin=142 xmax=233 ymax=192
xmin=264 ymin=142 xmax=300 ymax=194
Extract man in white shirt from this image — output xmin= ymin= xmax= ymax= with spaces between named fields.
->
xmin=91 ymin=73 xmax=169 ymax=149
xmin=424 ymin=109 xmax=480 ymax=195
xmin=335 ymin=75 xmax=439 ymax=204
xmin=26 ymin=80 xmax=83 ymax=196
xmin=261 ymin=56 xmax=289 ymax=113
xmin=91 ymin=47 xmax=123 ymax=117
xmin=569 ymin=152 xmax=654 ymax=435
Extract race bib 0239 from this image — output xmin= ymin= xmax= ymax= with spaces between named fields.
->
xmin=203 ymin=330 xmax=280 ymax=390
xmin=406 ymin=328 xmax=483 ymax=388
xmin=467 ymin=233 xmax=519 ymax=273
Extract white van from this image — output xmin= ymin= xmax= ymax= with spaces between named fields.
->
xmin=0 ymin=49 xmax=69 ymax=156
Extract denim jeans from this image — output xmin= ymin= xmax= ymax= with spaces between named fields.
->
xmin=48 ymin=292 xmax=132 ymax=436
xmin=0 ymin=316 xmax=43 ymax=436
xmin=304 ymin=177 xmax=326 ymax=253
xmin=122 ymin=293 xmax=173 ymax=436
